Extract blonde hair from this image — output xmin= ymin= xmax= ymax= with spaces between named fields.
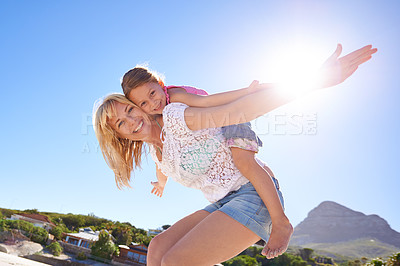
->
xmin=121 ymin=65 xmax=165 ymax=98
xmin=93 ymin=93 xmax=146 ymax=189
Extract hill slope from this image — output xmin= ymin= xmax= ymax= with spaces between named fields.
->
xmin=290 ymin=201 xmax=400 ymax=258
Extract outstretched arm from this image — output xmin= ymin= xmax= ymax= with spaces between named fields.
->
xmin=184 ymin=44 xmax=377 ymax=131
xmin=151 ymin=164 xmax=168 ymax=197
xmin=168 ymin=81 xmax=261 ymax=108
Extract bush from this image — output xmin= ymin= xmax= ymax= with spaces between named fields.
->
xmin=367 ymin=258 xmax=385 ymax=266
xmin=387 ymin=252 xmax=400 ymax=266
xmin=46 ymin=242 xmax=63 ymax=256
xmin=91 ymin=230 xmax=116 ymax=260
xmin=4 ymin=220 xmax=48 ymax=244
xmin=76 ymin=251 xmax=87 ymax=260
xmin=0 ymin=219 xmax=9 ymax=232
xmin=223 ymin=255 xmax=258 ymax=266
xmin=31 ymin=226 xmax=48 ymax=245
xmin=50 ymin=226 xmax=64 ymax=240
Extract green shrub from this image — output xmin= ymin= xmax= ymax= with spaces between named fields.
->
xmin=0 ymin=219 xmax=9 ymax=232
xmin=4 ymin=220 xmax=48 ymax=244
xmin=367 ymin=258 xmax=385 ymax=266
xmin=31 ymin=226 xmax=48 ymax=245
xmin=50 ymin=226 xmax=64 ymax=240
xmin=223 ymin=255 xmax=258 ymax=266
xmin=46 ymin=242 xmax=63 ymax=256
xmin=387 ymin=252 xmax=400 ymax=266
xmin=91 ymin=230 xmax=116 ymax=260
xmin=76 ymin=251 xmax=87 ymax=260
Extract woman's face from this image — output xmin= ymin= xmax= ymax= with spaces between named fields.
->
xmin=127 ymin=82 xmax=167 ymax=115
xmin=107 ymin=102 xmax=153 ymax=142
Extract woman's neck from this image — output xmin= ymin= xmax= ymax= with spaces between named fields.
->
xmin=146 ymin=115 xmax=164 ymax=148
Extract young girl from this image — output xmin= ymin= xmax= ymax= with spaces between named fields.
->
xmin=120 ymin=67 xmax=293 ymax=257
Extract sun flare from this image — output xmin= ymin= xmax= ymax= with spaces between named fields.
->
xmin=267 ymin=42 xmax=329 ymax=97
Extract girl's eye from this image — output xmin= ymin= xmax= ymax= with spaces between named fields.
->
xmin=128 ymin=107 xmax=133 ymax=113
xmin=150 ymin=91 xmax=155 ymax=96
xmin=118 ymin=121 xmax=124 ymax=128
xmin=141 ymin=102 xmax=146 ymax=107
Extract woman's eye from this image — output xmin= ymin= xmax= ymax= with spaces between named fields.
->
xmin=118 ymin=121 xmax=124 ymax=128
xmin=128 ymin=107 xmax=133 ymax=113
xmin=141 ymin=102 xmax=146 ymax=107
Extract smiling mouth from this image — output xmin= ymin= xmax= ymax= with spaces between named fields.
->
xmin=154 ymin=102 xmax=162 ymax=112
xmin=133 ymin=120 xmax=144 ymax=133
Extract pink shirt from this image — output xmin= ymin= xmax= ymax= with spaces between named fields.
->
xmin=163 ymin=85 xmax=208 ymax=104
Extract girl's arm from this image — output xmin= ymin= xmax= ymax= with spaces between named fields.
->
xmin=184 ymin=44 xmax=377 ymax=131
xmin=168 ymin=81 xmax=261 ymax=108
xmin=151 ymin=164 xmax=168 ymax=197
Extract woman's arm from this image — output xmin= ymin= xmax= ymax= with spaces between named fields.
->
xmin=184 ymin=44 xmax=377 ymax=131
xmin=168 ymin=81 xmax=261 ymax=108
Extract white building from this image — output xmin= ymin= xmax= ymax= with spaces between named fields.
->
xmin=9 ymin=213 xmax=56 ymax=231
xmin=64 ymin=227 xmax=100 ymax=248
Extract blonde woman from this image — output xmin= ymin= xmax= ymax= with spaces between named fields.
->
xmin=94 ymin=44 xmax=376 ymax=265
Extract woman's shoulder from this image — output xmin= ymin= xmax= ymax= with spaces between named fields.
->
xmin=162 ymin=103 xmax=191 ymax=136
xmin=162 ymin=102 xmax=189 ymax=116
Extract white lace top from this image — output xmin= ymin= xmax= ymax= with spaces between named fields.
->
xmin=149 ymin=103 xmax=250 ymax=203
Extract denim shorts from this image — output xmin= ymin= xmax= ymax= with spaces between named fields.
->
xmin=221 ymin=122 xmax=263 ymax=147
xmin=203 ymin=177 xmax=283 ymax=243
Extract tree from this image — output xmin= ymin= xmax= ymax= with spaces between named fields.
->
xmin=162 ymin=225 xmax=171 ymax=230
xmin=387 ymin=252 xmax=400 ymax=266
xmin=91 ymin=230 xmax=116 ymax=260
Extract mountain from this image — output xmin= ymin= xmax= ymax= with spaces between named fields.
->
xmin=290 ymin=201 xmax=400 ymax=258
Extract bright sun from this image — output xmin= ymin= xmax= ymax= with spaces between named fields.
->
xmin=266 ymin=42 xmax=329 ymax=97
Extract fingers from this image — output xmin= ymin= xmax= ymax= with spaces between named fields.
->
xmin=335 ymin=43 xmax=343 ymax=58
xmin=249 ymin=80 xmax=260 ymax=87
xmin=325 ymin=43 xmax=343 ymax=63
xmin=342 ymin=45 xmax=376 ymax=63
xmin=350 ymin=55 xmax=373 ymax=68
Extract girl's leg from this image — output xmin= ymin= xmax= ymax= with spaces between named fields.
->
xmin=231 ymin=147 xmax=293 ymax=258
xmin=147 ymin=210 xmax=210 ymax=266
xmin=161 ymin=210 xmax=261 ymax=266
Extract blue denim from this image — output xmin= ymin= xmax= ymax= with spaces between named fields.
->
xmin=203 ymin=178 xmax=283 ymax=243
xmin=221 ymin=122 xmax=263 ymax=147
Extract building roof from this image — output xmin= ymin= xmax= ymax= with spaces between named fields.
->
xmin=66 ymin=227 xmax=100 ymax=242
xmin=17 ymin=213 xmax=56 ymax=226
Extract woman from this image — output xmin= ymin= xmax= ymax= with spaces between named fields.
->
xmin=94 ymin=44 xmax=376 ymax=265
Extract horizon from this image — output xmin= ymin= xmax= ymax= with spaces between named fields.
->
xmin=1 ymin=1 xmax=399 ymax=235
xmin=3 ymin=199 xmax=399 ymax=233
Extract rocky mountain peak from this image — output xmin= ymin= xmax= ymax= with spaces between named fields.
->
xmin=290 ymin=201 xmax=400 ymax=248
xmin=308 ymin=201 xmax=365 ymax=218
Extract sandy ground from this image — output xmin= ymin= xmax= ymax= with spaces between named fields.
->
xmin=0 ymin=251 xmax=50 ymax=265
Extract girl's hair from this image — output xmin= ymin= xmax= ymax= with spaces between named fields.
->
xmin=93 ymin=93 xmax=147 ymax=189
xmin=121 ymin=65 xmax=165 ymax=97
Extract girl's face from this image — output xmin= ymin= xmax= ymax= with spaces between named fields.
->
xmin=107 ymin=102 xmax=153 ymax=142
xmin=127 ymin=82 xmax=166 ymax=115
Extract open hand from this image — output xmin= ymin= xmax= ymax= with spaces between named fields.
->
xmin=318 ymin=44 xmax=377 ymax=89
xmin=151 ymin=181 xmax=165 ymax=197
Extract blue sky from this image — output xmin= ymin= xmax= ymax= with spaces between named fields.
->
xmin=1 ymin=0 xmax=399 ymax=234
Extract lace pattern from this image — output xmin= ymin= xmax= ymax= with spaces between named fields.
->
xmin=150 ymin=103 xmax=249 ymax=203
